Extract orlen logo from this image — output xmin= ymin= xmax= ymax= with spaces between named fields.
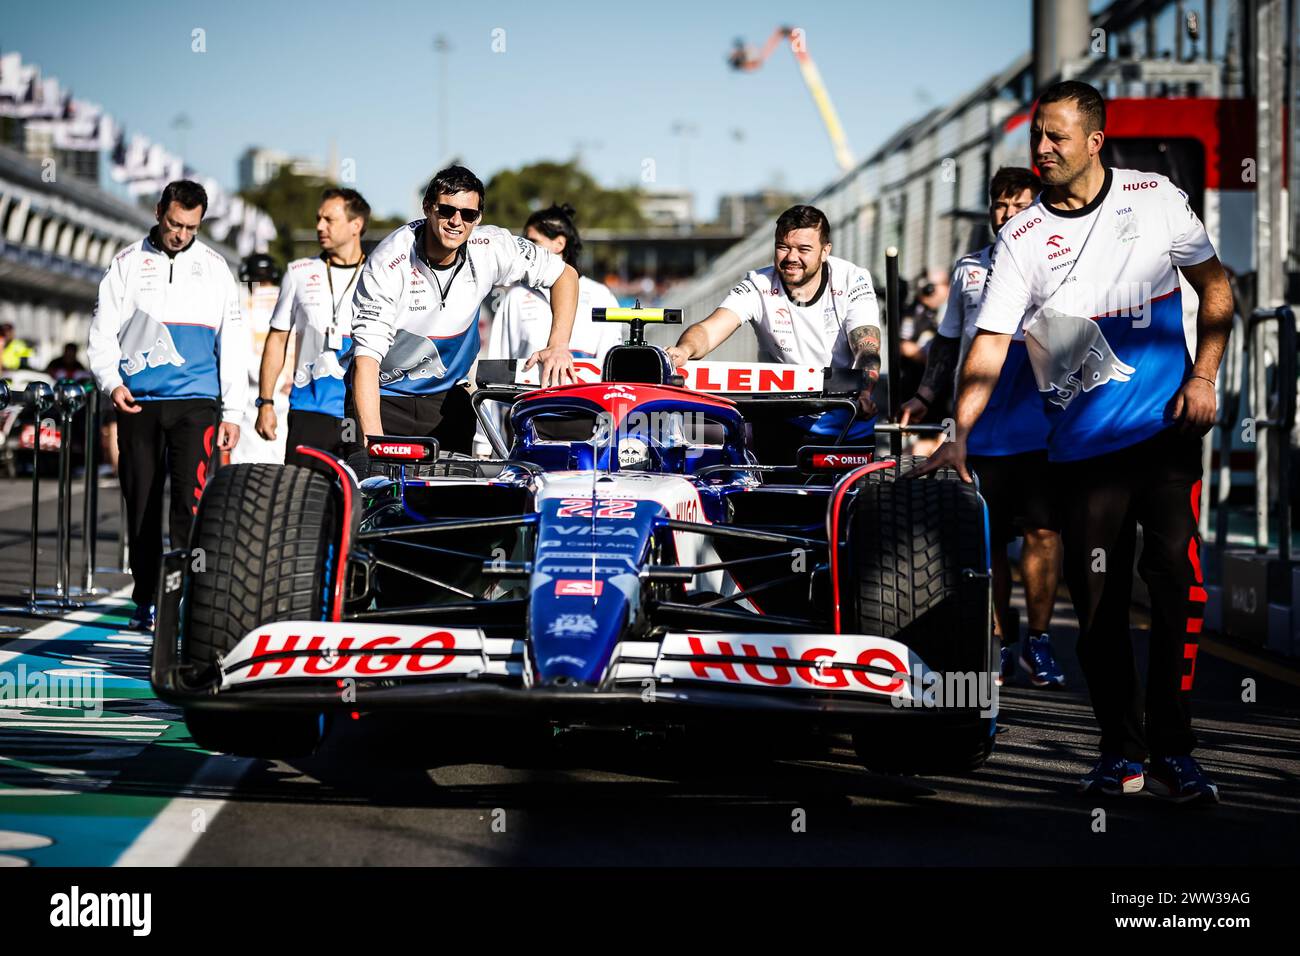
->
xmin=1045 ymin=234 xmax=1072 ymax=260
xmin=556 ymin=580 xmax=603 ymax=597
xmin=1009 ymin=217 xmax=1043 ymax=240
xmin=1123 ymin=180 xmax=1159 ymax=191
xmin=813 ymin=453 xmax=871 ymax=468
xmin=369 ymin=442 xmax=423 ymax=458
xmin=387 ymin=253 xmax=408 ymax=270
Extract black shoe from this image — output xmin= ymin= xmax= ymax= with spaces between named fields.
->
xmin=127 ymin=604 xmax=156 ymax=633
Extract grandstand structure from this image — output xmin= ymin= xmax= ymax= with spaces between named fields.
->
xmin=0 ymin=143 xmax=240 ymax=366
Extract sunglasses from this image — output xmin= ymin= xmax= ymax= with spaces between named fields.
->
xmin=434 ymin=203 xmax=482 ymax=224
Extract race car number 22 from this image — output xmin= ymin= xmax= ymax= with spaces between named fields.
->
xmin=556 ymin=498 xmax=637 ymax=519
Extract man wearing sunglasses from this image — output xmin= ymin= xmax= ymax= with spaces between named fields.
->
xmin=348 ymin=165 xmax=578 ymax=452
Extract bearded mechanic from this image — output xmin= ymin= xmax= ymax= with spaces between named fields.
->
xmin=913 ymin=81 xmax=1234 ymax=804
xmin=664 ymin=205 xmax=882 ymax=443
xmin=348 ymin=165 xmax=578 ymax=455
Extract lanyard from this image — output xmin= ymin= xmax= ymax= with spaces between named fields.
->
xmin=323 ymin=253 xmax=364 ymax=324
xmin=417 ymin=225 xmax=466 ymax=307
xmin=432 ymin=261 xmax=462 ymax=305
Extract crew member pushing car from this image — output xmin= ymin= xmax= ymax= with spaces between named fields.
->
xmin=664 ymin=204 xmax=882 ymax=454
xmin=347 ymin=166 xmax=579 ymax=458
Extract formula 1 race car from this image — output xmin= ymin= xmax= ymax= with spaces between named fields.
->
xmin=151 ymin=309 xmax=996 ymax=775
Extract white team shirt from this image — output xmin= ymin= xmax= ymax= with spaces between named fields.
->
xmin=231 ymin=283 xmax=285 ymax=465
xmin=269 ymin=256 xmax=362 ymax=409
xmin=975 ymin=167 xmax=1217 ymax=460
xmin=717 ymin=255 xmax=879 ymax=367
xmin=938 ymin=246 xmax=993 ymax=345
xmin=940 ymin=244 xmax=1051 ymax=456
xmin=488 ymin=275 xmax=623 ymax=360
xmin=350 ymin=222 xmax=566 ymax=396
xmin=88 ymin=234 xmax=246 ymax=419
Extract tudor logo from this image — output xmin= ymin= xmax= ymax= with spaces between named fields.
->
xmin=1046 ymin=234 xmax=1064 ymax=248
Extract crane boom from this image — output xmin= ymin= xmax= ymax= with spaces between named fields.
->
xmin=728 ymin=26 xmax=855 ymax=173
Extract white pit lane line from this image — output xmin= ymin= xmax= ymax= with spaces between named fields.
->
xmin=114 ymin=754 xmax=255 ymax=866
xmin=0 ymin=587 xmax=255 ymax=866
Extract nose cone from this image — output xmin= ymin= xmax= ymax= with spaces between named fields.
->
xmin=542 ymin=672 xmax=592 ymax=690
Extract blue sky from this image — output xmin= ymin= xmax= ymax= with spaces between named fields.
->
xmin=8 ymin=0 xmax=1071 ymax=220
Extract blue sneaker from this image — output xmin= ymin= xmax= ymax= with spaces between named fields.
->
xmin=998 ymin=645 xmax=1016 ymax=685
xmin=128 ymin=604 xmax=155 ymax=633
xmin=1146 ymin=756 xmax=1220 ymax=805
xmin=1019 ymin=633 xmax=1065 ymax=687
xmin=1079 ymin=754 xmax=1145 ymax=796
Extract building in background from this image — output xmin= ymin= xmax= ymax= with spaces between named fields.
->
xmin=238 ymin=146 xmax=326 ymax=191
xmin=716 ymin=188 xmax=799 ymax=236
xmin=636 ymin=188 xmax=694 ymax=229
xmin=0 ymin=52 xmax=254 ymax=366
xmin=0 ymin=142 xmax=241 ymax=369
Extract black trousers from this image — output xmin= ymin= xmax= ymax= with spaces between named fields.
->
xmin=285 ymin=409 xmax=347 ymax=463
xmin=343 ymin=385 xmax=476 ymax=454
xmin=1054 ymin=427 xmax=1205 ymax=761
xmin=969 ymin=450 xmax=1060 ymax=545
xmin=116 ymin=398 xmax=218 ymax=607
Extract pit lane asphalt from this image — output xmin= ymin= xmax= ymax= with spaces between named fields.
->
xmin=0 ymin=474 xmax=1296 ymax=866
xmin=177 ymin=615 xmax=1299 ymax=866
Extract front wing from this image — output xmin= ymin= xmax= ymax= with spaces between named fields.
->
xmin=152 ymin=591 xmax=990 ymax=726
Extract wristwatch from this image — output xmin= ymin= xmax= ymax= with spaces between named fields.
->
xmin=254 ymin=396 xmax=275 ymax=409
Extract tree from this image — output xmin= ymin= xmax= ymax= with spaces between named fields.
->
xmin=239 ymin=168 xmax=408 ymax=266
xmin=483 ymin=161 xmax=645 ymax=232
xmin=238 ymin=167 xmax=326 ymax=266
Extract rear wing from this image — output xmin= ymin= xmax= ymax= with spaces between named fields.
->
xmin=475 ymin=359 xmax=865 ymax=397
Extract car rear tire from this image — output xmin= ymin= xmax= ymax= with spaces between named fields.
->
xmin=180 ymin=463 xmax=338 ymax=758
xmin=845 ymin=457 xmax=995 ymax=774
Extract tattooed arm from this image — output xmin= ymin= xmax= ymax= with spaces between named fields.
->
xmin=899 ymin=332 xmax=959 ymax=426
xmin=849 ymin=323 xmax=882 ymax=417
xmin=917 ymin=333 xmax=960 ymax=405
